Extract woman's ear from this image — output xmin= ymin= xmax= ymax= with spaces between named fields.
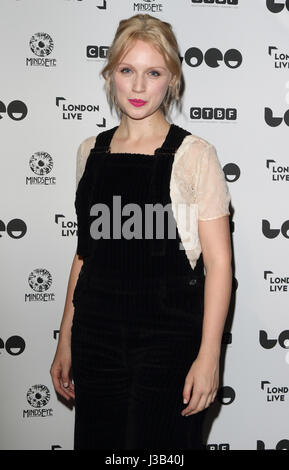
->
xmin=169 ymin=74 xmax=176 ymax=88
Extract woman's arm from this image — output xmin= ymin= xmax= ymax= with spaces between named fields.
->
xmin=50 ymin=252 xmax=84 ymax=401
xmin=58 ymin=252 xmax=83 ymax=344
xmin=181 ymin=214 xmax=232 ymax=416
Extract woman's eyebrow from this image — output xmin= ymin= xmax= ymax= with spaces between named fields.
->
xmin=118 ymin=62 xmax=167 ymax=70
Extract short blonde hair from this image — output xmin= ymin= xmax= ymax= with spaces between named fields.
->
xmin=101 ymin=14 xmax=183 ymax=116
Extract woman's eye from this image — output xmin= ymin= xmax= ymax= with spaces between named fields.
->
xmin=149 ymin=70 xmax=160 ymax=77
xmin=120 ymin=67 xmax=131 ymax=74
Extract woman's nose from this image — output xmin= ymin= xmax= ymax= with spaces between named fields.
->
xmin=132 ymin=73 xmax=146 ymax=92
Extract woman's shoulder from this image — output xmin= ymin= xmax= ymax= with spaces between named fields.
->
xmin=173 ymin=124 xmax=214 ymax=161
xmin=172 ymin=123 xmax=213 ymax=147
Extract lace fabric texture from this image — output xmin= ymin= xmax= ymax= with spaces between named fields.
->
xmin=75 ymin=134 xmax=231 ymax=271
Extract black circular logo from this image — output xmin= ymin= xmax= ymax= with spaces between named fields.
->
xmin=28 ymin=269 xmax=52 ymax=292
xmin=5 ymin=336 xmax=26 ymax=356
xmin=30 ymin=33 xmax=54 ymax=57
xmin=27 ymin=385 xmax=50 ymax=408
xmin=217 ymin=386 xmax=236 ymax=405
xmin=29 ymin=152 xmax=53 ymax=175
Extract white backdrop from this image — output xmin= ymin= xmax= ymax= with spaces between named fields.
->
xmin=0 ymin=0 xmax=289 ymax=451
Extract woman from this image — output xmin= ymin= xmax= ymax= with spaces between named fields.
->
xmin=50 ymin=14 xmax=232 ymax=450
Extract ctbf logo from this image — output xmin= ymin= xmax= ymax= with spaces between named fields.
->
xmin=266 ymin=0 xmax=289 ymax=13
xmin=86 ymin=45 xmax=109 ymax=59
xmin=190 ymin=107 xmax=237 ymax=121
xmin=191 ymin=0 xmax=238 ymax=4
xmin=184 ymin=47 xmax=242 ymax=68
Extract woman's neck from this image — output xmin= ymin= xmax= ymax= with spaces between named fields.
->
xmin=117 ymin=111 xmax=170 ymax=141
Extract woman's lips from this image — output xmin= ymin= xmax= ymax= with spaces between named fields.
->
xmin=128 ymin=99 xmax=147 ymax=107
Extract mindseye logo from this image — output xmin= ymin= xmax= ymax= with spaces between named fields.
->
xmin=26 ymin=151 xmax=56 ymax=186
xmin=26 ymin=33 xmax=56 ymax=67
xmin=27 ymin=384 xmax=50 ymax=408
xmin=133 ymin=0 xmax=163 ymax=13
xmin=23 ymin=385 xmax=53 ymax=418
xmin=30 ymin=33 xmax=54 ymax=57
xmin=25 ymin=268 xmax=55 ymax=302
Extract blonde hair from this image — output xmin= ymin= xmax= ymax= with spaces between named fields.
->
xmin=101 ymin=14 xmax=183 ymax=117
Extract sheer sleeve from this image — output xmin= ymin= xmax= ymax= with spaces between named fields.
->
xmin=196 ymin=143 xmax=231 ymax=221
xmin=74 ymin=137 xmax=96 ymax=258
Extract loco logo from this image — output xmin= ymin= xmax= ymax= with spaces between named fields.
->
xmin=28 ymin=268 xmax=52 ymax=292
xmin=259 ymin=330 xmax=289 ymax=349
xmin=266 ymin=0 xmax=289 ymax=13
xmin=262 ymin=220 xmax=289 ymax=239
xmin=217 ymin=386 xmax=235 ymax=405
xmin=30 ymin=33 xmax=54 ymax=57
xmin=223 ymin=163 xmax=241 ymax=182
xmin=265 ymin=108 xmax=289 ymax=127
xmin=29 ymin=152 xmax=53 ymax=175
xmin=27 ymin=385 xmax=50 ymax=408
xmin=184 ymin=47 xmax=242 ymax=68
xmin=0 ymin=336 xmax=26 ymax=356
xmin=0 ymin=100 xmax=28 ymax=121
xmin=257 ymin=439 xmax=289 ymax=450
xmin=1 ymin=218 xmax=27 ymax=239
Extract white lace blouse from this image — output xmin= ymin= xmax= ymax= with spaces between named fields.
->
xmin=75 ymin=133 xmax=231 ymax=272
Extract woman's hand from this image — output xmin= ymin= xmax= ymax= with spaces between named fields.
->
xmin=50 ymin=341 xmax=75 ymax=401
xmin=181 ymin=353 xmax=219 ymax=416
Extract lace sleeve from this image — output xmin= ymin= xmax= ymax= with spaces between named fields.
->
xmin=196 ymin=143 xmax=231 ymax=221
xmin=76 ymin=136 xmax=96 ymax=190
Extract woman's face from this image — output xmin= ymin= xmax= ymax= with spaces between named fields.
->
xmin=112 ymin=39 xmax=173 ymax=120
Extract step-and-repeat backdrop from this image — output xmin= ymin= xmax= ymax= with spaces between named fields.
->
xmin=1 ymin=0 xmax=289 ymax=451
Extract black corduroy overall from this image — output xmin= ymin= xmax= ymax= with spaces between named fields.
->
xmin=71 ymin=123 xmax=207 ymax=450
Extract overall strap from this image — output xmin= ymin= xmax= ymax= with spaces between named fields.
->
xmin=92 ymin=126 xmax=118 ymax=151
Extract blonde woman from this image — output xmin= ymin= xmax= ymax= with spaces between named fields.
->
xmin=50 ymin=14 xmax=232 ymax=450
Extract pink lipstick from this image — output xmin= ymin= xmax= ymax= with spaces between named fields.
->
xmin=128 ymin=99 xmax=147 ymax=107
